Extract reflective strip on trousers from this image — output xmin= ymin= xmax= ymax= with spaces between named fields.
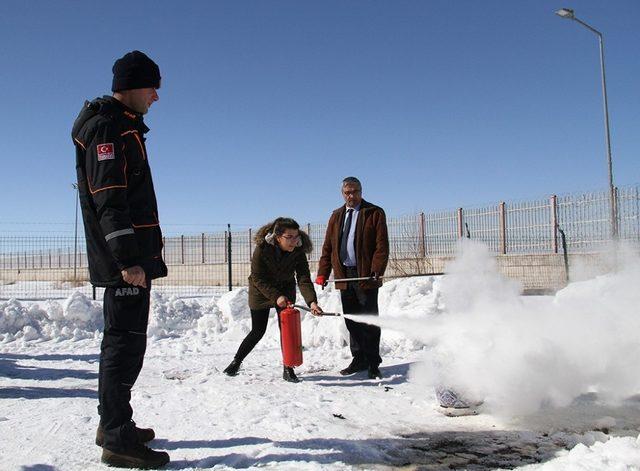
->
xmin=105 ymin=228 xmax=135 ymax=242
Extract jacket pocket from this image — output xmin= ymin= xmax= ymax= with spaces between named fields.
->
xmin=130 ymin=208 xmax=158 ymax=228
xmin=129 ymin=209 xmax=162 ymax=260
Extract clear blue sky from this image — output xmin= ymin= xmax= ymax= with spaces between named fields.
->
xmin=1 ymin=1 xmax=638 ymax=235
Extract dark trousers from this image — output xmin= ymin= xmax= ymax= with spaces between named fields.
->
xmin=98 ymin=283 xmax=150 ymax=452
xmin=340 ymin=267 xmax=382 ymax=367
xmin=234 ymin=307 xmax=283 ymax=363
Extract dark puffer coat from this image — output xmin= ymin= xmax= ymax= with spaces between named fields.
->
xmin=248 ymin=224 xmax=318 ymax=310
xmin=71 ymin=96 xmax=167 ymax=287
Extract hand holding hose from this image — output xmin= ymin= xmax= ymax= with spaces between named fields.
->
xmin=309 ymin=301 xmax=323 ymax=316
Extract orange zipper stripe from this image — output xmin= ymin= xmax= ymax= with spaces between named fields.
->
xmin=132 ymin=132 xmax=147 ymax=160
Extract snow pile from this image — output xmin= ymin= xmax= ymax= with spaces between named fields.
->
xmin=0 ymin=279 xmax=439 ymax=359
xmin=149 ymin=292 xmax=220 ymax=338
xmin=401 ymin=240 xmax=640 ymax=416
xmin=0 ymin=292 xmax=102 ymax=343
xmin=379 ymin=275 xmax=445 ymax=318
xmin=148 ymin=283 xmax=434 ymax=353
xmin=521 ymin=433 xmax=640 ymax=470
xmin=217 ymin=287 xmax=250 ymax=322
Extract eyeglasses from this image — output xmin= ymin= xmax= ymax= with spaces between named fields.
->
xmin=279 ymin=234 xmax=300 ymax=241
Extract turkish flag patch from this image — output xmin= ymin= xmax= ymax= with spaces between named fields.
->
xmin=97 ymin=143 xmax=115 ymax=161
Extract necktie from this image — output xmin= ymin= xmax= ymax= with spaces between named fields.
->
xmin=340 ymin=208 xmax=354 ymax=263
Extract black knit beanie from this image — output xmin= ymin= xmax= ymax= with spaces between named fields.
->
xmin=111 ymin=50 xmax=161 ymax=92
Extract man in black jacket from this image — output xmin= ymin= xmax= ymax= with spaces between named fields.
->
xmin=72 ymin=51 xmax=169 ymax=469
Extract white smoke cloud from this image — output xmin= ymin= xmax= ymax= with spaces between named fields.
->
xmin=365 ymin=239 xmax=640 ymax=417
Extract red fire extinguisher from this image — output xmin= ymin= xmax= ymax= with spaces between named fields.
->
xmin=280 ymin=304 xmax=303 ymax=367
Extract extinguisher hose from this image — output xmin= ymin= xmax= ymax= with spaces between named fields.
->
xmin=292 ymin=304 xmax=342 ymax=317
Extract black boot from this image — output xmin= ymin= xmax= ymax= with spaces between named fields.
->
xmin=283 ymin=366 xmax=300 ymax=383
xmin=368 ymin=365 xmax=383 ymax=379
xmin=223 ymin=359 xmax=241 ymax=376
xmin=100 ymin=422 xmax=168 ymax=469
xmin=101 ymin=444 xmax=170 ymax=469
xmin=96 ymin=422 xmax=155 ymax=447
xmin=340 ymin=358 xmax=368 ymax=376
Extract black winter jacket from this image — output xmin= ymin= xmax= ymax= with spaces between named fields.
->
xmin=71 ymin=96 xmax=167 ymax=287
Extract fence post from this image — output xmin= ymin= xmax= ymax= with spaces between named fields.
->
xmin=224 ymin=231 xmax=228 ymax=263
xmin=419 ymin=212 xmax=426 ymax=257
xmin=551 ymin=195 xmax=558 ymax=254
xmin=499 ymin=202 xmax=507 ymax=255
xmin=613 ymin=186 xmax=619 ymax=238
xmin=201 ymin=232 xmax=205 ymax=264
xmin=456 ymin=208 xmax=464 ymax=238
xmin=162 ymin=237 xmax=166 ymax=261
xmin=227 ymin=224 xmax=232 ymax=291
xmin=248 ymin=228 xmax=252 ymax=261
xmin=558 ymin=227 xmax=570 ymax=284
xmin=181 ymin=235 xmax=184 ymax=264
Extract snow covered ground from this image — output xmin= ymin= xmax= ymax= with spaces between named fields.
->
xmin=1 ymin=241 xmax=640 ymax=470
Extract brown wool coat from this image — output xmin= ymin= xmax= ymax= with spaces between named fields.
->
xmin=317 ymin=200 xmax=390 ymax=290
xmin=248 ymin=225 xmax=318 ymax=310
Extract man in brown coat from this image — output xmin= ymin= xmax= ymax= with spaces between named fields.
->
xmin=316 ymin=177 xmax=389 ymax=379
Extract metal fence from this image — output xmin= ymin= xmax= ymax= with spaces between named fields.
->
xmin=1 ymin=185 xmax=638 ymax=300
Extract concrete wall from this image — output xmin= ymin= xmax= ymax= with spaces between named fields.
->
xmin=0 ymin=253 xmax=614 ymax=294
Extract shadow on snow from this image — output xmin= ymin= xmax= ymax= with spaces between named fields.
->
xmin=162 ymin=430 xmax=573 ymax=470
xmin=302 ymin=361 xmax=413 ymax=387
xmin=0 ymin=354 xmax=98 ymax=381
xmin=0 ymin=352 xmax=98 ymax=399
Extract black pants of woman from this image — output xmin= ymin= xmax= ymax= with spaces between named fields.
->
xmin=233 ymin=308 xmax=282 ymax=363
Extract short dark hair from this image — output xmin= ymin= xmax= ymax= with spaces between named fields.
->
xmin=342 ymin=177 xmax=362 ymax=190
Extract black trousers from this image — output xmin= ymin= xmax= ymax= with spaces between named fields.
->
xmin=98 ymin=283 xmax=150 ymax=452
xmin=234 ymin=307 xmax=283 ymax=364
xmin=340 ymin=267 xmax=382 ymax=367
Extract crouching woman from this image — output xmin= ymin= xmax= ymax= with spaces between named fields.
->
xmin=223 ymin=217 xmax=323 ymax=382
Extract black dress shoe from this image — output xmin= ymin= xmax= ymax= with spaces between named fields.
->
xmin=283 ymin=367 xmax=300 ymax=383
xmin=340 ymin=359 xmax=369 ymax=376
xmin=223 ymin=359 xmax=241 ymax=376
xmin=368 ymin=365 xmax=383 ymax=379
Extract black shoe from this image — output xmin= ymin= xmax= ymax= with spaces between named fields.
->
xmin=101 ymin=444 xmax=170 ymax=469
xmin=223 ymin=359 xmax=241 ymax=376
xmin=96 ymin=422 xmax=155 ymax=447
xmin=283 ymin=366 xmax=300 ymax=383
xmin=368 ymin=365 xmax=383 ymax=379
xmin=340 ymin=359 xmax=368 ymax=376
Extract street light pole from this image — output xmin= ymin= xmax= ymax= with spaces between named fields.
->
xmin=555 ymin=8 xmax=617 ymax=238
